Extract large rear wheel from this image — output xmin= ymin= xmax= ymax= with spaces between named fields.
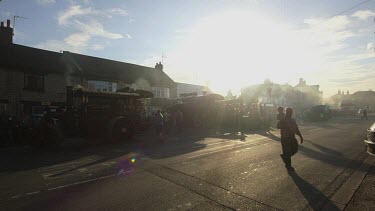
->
xmin=112 ymin=121 xmax=134 ymax=142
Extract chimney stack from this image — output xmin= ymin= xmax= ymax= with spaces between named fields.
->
xmin=0 ymin=19 xmax=14 ymax=47
xmin=155 ymin=62 xmax=163 ymax=71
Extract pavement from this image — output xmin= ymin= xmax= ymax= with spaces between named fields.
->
xmin=0 ymin=116 xmax=374 ymax=210
xmin=345 ymin=155 xmax=375 ymax=211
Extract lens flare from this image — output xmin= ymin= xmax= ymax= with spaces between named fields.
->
xmin=116 ymin=156 xmax=137 ymax=176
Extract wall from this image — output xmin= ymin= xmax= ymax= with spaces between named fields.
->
xmin=0 ymin=68 xmax=67 ymax=116
xmin=21 ymin=73 xmax=67 ymax=103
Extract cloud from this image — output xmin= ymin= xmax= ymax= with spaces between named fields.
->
xmin=89 ymin=44 xmax=105 ymax=51
xmin=36 ymin=0 xmax=56 ymax=5
xmin=105 ymin=8 xmax=128 ymax=16
xmin=352 ymin=10 xmax=375 ymax=20
xmin=64 ymin=32 xmax=90 ymax=47
xmin=58 ymin=5 xmax=93 ymax=25
xmin=35 ymin=40 xmax=81 ymax=53
xmin=74 ymin=20 xmax=124 ymax=39
xmin=36 ymin=20 xmax=125 ymax=53
xmin=367 ymin=42 xmax=374 ymax=51
xmin=36 ymin=16 xmax=127 ymax=53
xmin=58 ymin=5 xmax=129 ymax=25
xmin=45 ymin=4 xmax=131 ymax=53
xmin=67 ymin=0 xmax=91 ymax=5
xmin=316 ymin=49 xmax=375 ymax=96
xmin=329 ymin=68 xmax=375 ymax=86
xmin=300 ymin=15 xmax=355 ymax=54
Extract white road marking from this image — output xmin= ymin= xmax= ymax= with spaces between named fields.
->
xmin=26 ymin=191 xmax=40 ymax=195
xmin=306 ymin=128 xmax=323 ymax=132
xmin=47 ymin=174 xmax=116 ymax=191
xmin=117 ymin=169 xmax=124 ymax=175
xmin=187 ymin=142 xmax=272 ymax=159
xmin=8 ymin=173 xmax=127 ymax=200
xmin=11 ymin=195 xmax=22 ymax=199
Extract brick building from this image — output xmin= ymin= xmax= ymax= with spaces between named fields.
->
xmin=0 ymin=20 xmax=176 ymax=118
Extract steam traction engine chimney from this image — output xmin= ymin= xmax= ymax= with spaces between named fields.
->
xmin=0 ymin=19 xmax=14 ymax=47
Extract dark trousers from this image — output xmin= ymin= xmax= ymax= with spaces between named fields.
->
xmin=281 ymin=137 xmax=298 ymax=167
xmin=155 ymin=125 xmax=163 ymax=135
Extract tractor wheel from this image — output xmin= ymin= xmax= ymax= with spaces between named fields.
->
xmin=112 ymin=121 xmax=133 ymax=142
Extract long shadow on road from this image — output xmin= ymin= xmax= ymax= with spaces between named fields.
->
xmin=0 ymin=136 xmax=160 ymax=174
xmin=254 ymin=130 xmax=370 ymax=171
xmin=145 ymin=128 xmax=248 ymax=159
xmin=289 ymin=171 xmax=340 ymax=211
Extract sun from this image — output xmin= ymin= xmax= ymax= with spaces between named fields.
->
xmin=167 ymin=10 xmax=323 ymax=95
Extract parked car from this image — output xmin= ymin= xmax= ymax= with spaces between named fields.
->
xmin=364 ymin=122 xmax=375 ymax=156
xmin=303 ymin=105 xmax=332 ymax=122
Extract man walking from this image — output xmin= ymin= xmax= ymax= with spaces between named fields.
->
xmin=154 ymin=109 xmax=164 ymax=140
xmin=362 ymin=108 xmax=368 ymax=120
xmin=176 ymin=109 xmax=183 ymax=134
xmin=277 ymin=107 xmax=303 ymax=171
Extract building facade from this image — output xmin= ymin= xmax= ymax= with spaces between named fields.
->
xmin=329 ymin=90 xmax=375 ymax=112
xmin=176 ymin=82 xmax=213 ymax=98
xmin=0 ymin=20 xmax=176 ymax=118
xmin=240 ymin=78 xmax=323 ymax=109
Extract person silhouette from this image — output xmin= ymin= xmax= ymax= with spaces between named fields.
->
xmin=277 ymin=107 xmax=303 ymax=171
xmin=362 ymin=108 xmax=368 ymax=120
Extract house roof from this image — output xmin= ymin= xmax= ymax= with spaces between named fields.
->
xmin=176 ymin=82 xmax=207 ymax=87
xmin=352 ymin=91 xmax=375 ymax=98
xmin=176 ymin=82 xmax=213 ymax=92
xmin=63 ymin=52 xmax=175 ymax=87
xmin=0 ymin=44 xmax=175 ymax=87
xmin=0 ymin=44 xmax=65 ymax=74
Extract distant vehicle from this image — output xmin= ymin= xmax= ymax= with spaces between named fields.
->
xmin=303 ymin=105 xmax=332 ymax=122
xmin=364 ymin=123 xmax=375 ymax=156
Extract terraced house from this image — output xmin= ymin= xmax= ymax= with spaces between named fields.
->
xmin=0 ymin=20 xmax=176 ymax=118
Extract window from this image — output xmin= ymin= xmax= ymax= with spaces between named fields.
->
xmin=152 ymin=87 xmax=170 ymax=98
xmin=87 ymin=80 xmax=117 ymax=92
xmin=24 ymin=74 xmax=44 ymax=92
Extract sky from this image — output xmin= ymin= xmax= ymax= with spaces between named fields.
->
xmin=0 ymin=0 xmax=375 ymax=97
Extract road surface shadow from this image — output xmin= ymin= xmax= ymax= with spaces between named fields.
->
xmin=288 ymin=171 xmax=340 ymax=211
xmin=1 ymin=127 xmax=242 ymax=172
xmin=255 ymin=131 xmax=372 ymax=171
xmin=0 ymin=136 xmax=166 ymax=174
xmin=304 ymin=139 xmax=342 ymax=156
xmin=145 ymin=128 xmax=252 ymax=159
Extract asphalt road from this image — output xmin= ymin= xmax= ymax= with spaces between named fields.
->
xmin=0 ymin=116 xmax=372 ymax=210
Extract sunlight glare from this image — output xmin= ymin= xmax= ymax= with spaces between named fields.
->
xmin=167 ymin=10 xmax=323 ymax=95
